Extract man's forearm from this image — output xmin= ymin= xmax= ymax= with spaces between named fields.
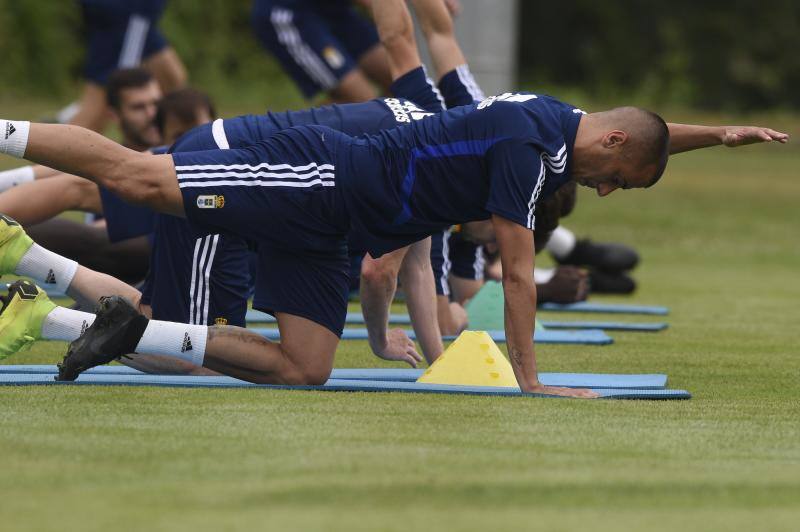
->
xmin=667 ymin=123 xmax=724 ymax=154
xmin=360 ymin=253 xmax=401 ymax=354
xmin=399 ymin=252 xmax=444 ymax=363
xmin=502 ymin=274 xmax=539 ymax=391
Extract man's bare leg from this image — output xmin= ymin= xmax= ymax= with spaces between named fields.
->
xmin=409 ymin=0 xmax=466 ymax=77
xmin=68 ymin=83 xmax=113 ymax=133
xmin=356 ymin=44 xmax=393 ymax=91
xmin=3 ymin=122 xmax=184 ymax=217
xmin=142 ymin=47 xmax=188 ymax=93
xmin=201 ymin=313 xmax=338 ymax=384
xmin=372 ymin=0 xmax=423 ymax=80
xmin=328 ymin=69 xmax=380 ymax=103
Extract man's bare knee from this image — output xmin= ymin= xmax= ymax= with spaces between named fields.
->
xmin=277 ymin=344 xmax=331 ymax=385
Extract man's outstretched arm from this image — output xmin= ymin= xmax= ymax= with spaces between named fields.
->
xmin=667 ymin=123 xmax=789 ymax=154
xmin=493 ymin=215 xmax=597 ymax=398
xmin=0 ymin=120 xmax=183 ymax=216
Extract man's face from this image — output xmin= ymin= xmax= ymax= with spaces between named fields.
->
xmin=572 ymin=131 xmax=658 ymax=196
xmin=161 ymin=107 xmax=213 ymax=145
xmin=115 ymin=81 xmax=162 ymax=149
xmin=574 ymin=160 xmax=657 ymax=197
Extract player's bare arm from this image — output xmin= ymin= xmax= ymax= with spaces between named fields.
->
xmin=360 ymin=247 xmax=423 ymax=368
xmin=493 ymin=214 xmax=597 ymax=398
xmin=667 ymin=123 xmax=789 ymax=154
xmin=397 ymin=237 xmax=445 ymax=363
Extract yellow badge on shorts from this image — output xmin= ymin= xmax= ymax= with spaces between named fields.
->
xmin=197 ymin=195 xmax=225 ymax=209
xmin=214 ymin=317 xmax=228 ymax=326
xmin=323 ymin=46 xmax=345 ymax=70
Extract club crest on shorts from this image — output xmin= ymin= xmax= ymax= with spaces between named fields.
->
xmin=214 ymin=317 xmax=228 ymax=326
xmin=197 ymin=195 xmax=225 ymax=209
xmin=322 ymin=46 xmax=345 ymax=70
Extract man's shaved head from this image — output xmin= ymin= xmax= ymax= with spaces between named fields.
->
xmin=571 ymin=106 xmax=670 ymax=196
xmin=593 ymin=106 xmax=670 ymax=186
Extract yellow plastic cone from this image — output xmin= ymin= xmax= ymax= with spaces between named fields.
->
xmin=417 ymin=331 xmax=519 ymax=388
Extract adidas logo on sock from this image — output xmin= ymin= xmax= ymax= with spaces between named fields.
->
xmin=80 ymin=320 xmax=89 ymax=336
xmin=4 ymin=123 xmax=15 ymax=140
xmin=45 ymin=269 xmax=56 ymax=284
xmin=181 ymin=332 xmax=193 ymax=352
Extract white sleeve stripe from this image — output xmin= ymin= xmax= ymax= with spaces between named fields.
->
xmin=526 ymin=161 xmax=547 ymax=230
xmin=211 ymin=119 xmax=230 ymax=150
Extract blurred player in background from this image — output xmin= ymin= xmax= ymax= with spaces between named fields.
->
xmin=251 ymin=0 xmax=392 ymax=102
xmin=59 ymin=0 xmax=187 ymax=132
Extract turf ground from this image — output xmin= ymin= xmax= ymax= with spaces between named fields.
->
xmin=0 ymin=100 xmax=798 ymax=531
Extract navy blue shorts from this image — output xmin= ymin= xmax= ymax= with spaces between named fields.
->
xmin=81 ymin=0 xmax=169 ymax=85
xmin=172 ymin=126 xmax=352 ymax=336
xmin=138 ymin=124 xmax=253 ymax=327
xmin=98 ymin=186 xmax=155 ymax=243
xmin=147 ymin=214 xmax=251 ymax=327
xmin=251 ymin=0 xmax=380 ymax=99
xmin=448 ymin=231 xmax=485 ymax=281
xmin=429 ymin=230 xmax=452 ymax=297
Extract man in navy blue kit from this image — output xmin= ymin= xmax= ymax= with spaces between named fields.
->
xmin=1 ymin=91 xmax=682 ymax=398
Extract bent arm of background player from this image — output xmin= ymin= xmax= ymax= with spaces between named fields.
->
xmin=397 ymin=237 xmax=445 ymax=363
xmin=667 ymin=123 xmax=789 ymax=154
xmin=0 ymin=164 xmax=63 ymax=192
xmin=360 ymin=248 xmax=424 ymax=368
xmin=493 ymin=214 xmax=597 ymax=398
xmin=18 ymin=123 xmax=183 ymax=217
xmin=0 ymin=172 xmax=102 ymax=226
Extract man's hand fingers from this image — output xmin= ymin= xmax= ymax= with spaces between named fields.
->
xmin=403 ymin=351 xmax=419 ymax=368
xmin=765 ymin=128 xmax=789 ymax=142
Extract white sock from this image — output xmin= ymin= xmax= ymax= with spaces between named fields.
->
xmin=41 ymin=306 xmax=96 ymax=342
xmin=546 ymin=226 xmax=577 ymax=260
xmin=0 ymin=166 xmax=35 ymax=191
xmin=534 ymin=267 xmax=555 ymax=284
xmin=0 ymin=120 xmax=31 ymax=158
xmin=15 ymin=243 xmax=78 ymax=294
xmin=56 ymin=102 xmax=81 ymax=124
xmin=135 ymin=320 xmax=208 ymax=367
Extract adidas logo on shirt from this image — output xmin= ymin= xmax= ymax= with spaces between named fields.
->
xmin=4 ymin=123 xmax=15 ymax=140
xmin=181 ymin=332 xmax=193 ymax=352
xmin=45 ymin=269 xmax=56 ymax=284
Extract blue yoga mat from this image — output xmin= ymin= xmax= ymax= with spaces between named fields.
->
xmin=251 ymin=327 xmax=613 ymax=345
xmin=0 ymin=365 xmax=667 ymax=389
xmin=0 ymin=373 xmax=689 ymax=399
xmin=539 ymin=321 xmax=668 ymax=332
xmin=538 ymin=302 xmax=669 ymax=315
xmin=245 ymin=310 xmax=666 ymax=332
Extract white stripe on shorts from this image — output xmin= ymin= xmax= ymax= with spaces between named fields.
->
xmin=119 ymin=15 xmax=150 ymax=68
xmin=270 ymin=8 xmax=337 ymax=90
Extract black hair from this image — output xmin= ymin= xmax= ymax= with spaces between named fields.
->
xmin=105 ymin=68 xmax=155 ymax=110
xmin=155 ymin=88 xmax=217 ymax=135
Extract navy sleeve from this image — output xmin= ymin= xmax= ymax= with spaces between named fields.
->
xmin=390 ymin=66 xmax=445 ymax=114
xmin=485 ymin=138 xmax=545 ymax=231
xmin=438 ymin=65 xmax=486 ymax=109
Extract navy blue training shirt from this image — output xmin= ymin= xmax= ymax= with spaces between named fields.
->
xmin=340 ymin=93 xmax=584 ymax=256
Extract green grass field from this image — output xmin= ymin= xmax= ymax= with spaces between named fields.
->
xmin=0 ymin=98 xmax=798 ymax=531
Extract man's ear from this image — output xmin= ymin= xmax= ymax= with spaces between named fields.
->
xmin=602 ymin=130 xmax=628 ymax=149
